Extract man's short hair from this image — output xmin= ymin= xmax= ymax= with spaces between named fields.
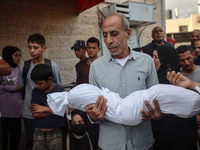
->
xmin=31 ymin=64 xmax=53 ymax=82
xmin=28 ymin=33 xmax=45 ymax=47
xmin=176 ymin=45 xmax=193 ymax=54
xmin=109 ymin=13 xmax=130 ymax=31
xmin=87 ymin=37 xmax=100 ymax=48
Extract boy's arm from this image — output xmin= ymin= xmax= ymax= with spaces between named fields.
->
xmin=31 ymin=104 xmax=53 ymax=119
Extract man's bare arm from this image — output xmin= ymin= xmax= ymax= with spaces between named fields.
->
xmin=167 ymin=71 xmax=200 ymax=93
xmin=0 ymin=59 xmax=11 ymax=76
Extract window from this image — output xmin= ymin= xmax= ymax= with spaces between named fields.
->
xmin=179 ymin=26 xmax=188 ymax=32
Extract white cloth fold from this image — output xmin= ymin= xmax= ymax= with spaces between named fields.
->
xmin=47 ymin=84 xmax=200 ymax=126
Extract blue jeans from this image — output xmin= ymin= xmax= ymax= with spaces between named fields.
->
xmin=33 ymin=128 xmax=62 ymax=150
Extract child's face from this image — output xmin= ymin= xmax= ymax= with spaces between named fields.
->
xmin=34 ymin=80 xmax=50 ymax=92
xmin=74 ymin=48 xmax=86 ymax=59
xmin=12 ymin=51 xmax=21 ymax=65
xmin=87 ymin=43 xmax=100 ymax=59
xmin=28 ymin=42 xmax=46 ymax=59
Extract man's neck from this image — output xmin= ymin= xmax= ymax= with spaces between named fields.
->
xmin=153 ymin=40 xmax=165 ymax=46
xmin=44 ymin=83 xmax=55 ymax=93
xmin=182 ymin=65 xmax=197 ymax=75
xmin=32 ymin=56 xmax=45 ymax=65
xmin=87 ymin=57 xmax=98 ymax=65
xmin=89 ymin=57 xmax=98 ymax=63
xmin=80 ymin=55 xmax=86 ymax=62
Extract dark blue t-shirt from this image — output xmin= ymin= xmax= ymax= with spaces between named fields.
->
xmin=31 ymin=85 xmax=65 ymax=129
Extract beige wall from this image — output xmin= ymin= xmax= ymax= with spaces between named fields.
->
xmin=166 ymin=14 xmax=200 ymax=33
xmin=0 ymin=0 xmax=162 ymax=85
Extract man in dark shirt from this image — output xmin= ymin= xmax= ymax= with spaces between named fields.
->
xmin=76 ymin=37 xmax=100 ymax=85
xmin=142 ymin=26 xmax=173 ymax=57
xmin=71 ymin=40 xmax=87 ymax=85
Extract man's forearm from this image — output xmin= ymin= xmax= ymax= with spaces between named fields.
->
xmin=0 ymin=59 xmax=11 ymax=76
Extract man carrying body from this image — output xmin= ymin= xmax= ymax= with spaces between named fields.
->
xmin=85 ymin=13 xmax=161 ymax=150
xmin=142 ymin=26 xmax=173 ymax=57
xmin=189 ymin=30 xmax=200 ymax=53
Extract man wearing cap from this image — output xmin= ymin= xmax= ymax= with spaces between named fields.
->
xmin=142 ymin=26 xmax=173 ymax=57
xmin=71 ymin=40 xmax=88 ymax=85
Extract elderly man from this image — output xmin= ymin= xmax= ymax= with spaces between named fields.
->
xmin=85 ymin=13 xmax=161 ymax=150
xmin=189 ymin=30 xmax=200 ymax=52
xmin=0 ymin=56 xmax=11 ymax=76
xmin=142 ymin=26 xmax=173 ymax=57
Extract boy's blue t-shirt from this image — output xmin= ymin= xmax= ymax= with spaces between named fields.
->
xmin=31 ymin=85 xmax=65 ymax=129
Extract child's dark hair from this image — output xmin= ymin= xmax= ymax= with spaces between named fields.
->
xmin=87 ymin=37 xmax=100 ymax=48
xmin=28 ymin=33 xmax=45 ymax=47
xmin=31 ymin=64 xmax=53 ymax=82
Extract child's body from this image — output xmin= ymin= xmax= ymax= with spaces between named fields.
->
xmin=47 ymin=83 xmax=200 ymax=126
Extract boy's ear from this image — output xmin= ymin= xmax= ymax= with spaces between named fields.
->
xmin=48 ymin=77 xmax=52 ymax=82
xmin=42 ymin=46 xmax=47 ymax=52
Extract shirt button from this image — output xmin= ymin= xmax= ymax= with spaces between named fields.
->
xmin=122 ymin=84 xmax=125 ymax=87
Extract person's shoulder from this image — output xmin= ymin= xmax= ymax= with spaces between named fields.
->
xmin=132 ymin=50 xmax=152 ymax=60
xmin=52 ymin=85 xmax=65 ymax=92
xmin=91 ymin=55 xmax=107 ymax=66
xmin=196 ymin=65 xmax=200 ymax=70
xmin=142 ymin=41 xmax=153 ymax=48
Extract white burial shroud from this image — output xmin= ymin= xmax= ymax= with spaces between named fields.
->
xmin=47 ymin=84 xmax=200 ymax=126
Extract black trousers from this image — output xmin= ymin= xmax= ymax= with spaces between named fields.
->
xmin=1 ymin=117 xmax=21 ymax=150
xmin=23 ymin=118 xmax=34 ymax=150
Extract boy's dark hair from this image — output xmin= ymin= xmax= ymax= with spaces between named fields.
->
xmin=28 ymin=33 xmax=45 ymax=47
xmin=176 ymin=45 xmax=193 ymax=54
xmin=31 ymin=64 xmax=53 ymax=82
xmin=87 ymin=37 xmax=100 ymax=48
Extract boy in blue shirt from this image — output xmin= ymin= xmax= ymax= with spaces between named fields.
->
xmin=30 ymin=64 xmax=65 ymax=150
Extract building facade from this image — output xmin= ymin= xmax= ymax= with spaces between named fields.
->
xmin=0 ymin=0 xmax=163 ymax=85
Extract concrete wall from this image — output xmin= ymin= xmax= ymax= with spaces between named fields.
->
xmin=0 ymin=0 xmax=162 ymax=85
xmin=166 ymin=14 xmax=200 ymax=33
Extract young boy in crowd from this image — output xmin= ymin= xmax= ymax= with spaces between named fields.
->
xmin=76 ymin=37 xmax=101 ymax=85
xmin=71 ymin=40 xmax=87 ymax=85
xmin=30 ymin=64 xmax=65 ymax=149
xmin=18 ymin=33 xmax=62 ymax=149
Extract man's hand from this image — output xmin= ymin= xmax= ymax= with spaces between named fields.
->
xmin=140 ymin=99 xmax=164 ymax=120
xmin=167 ymin=71 xmax=198 ymax=91
xmin=85 ymin=95 xmax=108 ymax=121
xmin=167 ymin=71 xmax=190 ymax=88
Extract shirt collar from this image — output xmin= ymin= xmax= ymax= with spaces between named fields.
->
xmin=151 ymin=40 xmax=167 ymax=47
xmin=106 ymin=47 xmax=135 ymax=62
